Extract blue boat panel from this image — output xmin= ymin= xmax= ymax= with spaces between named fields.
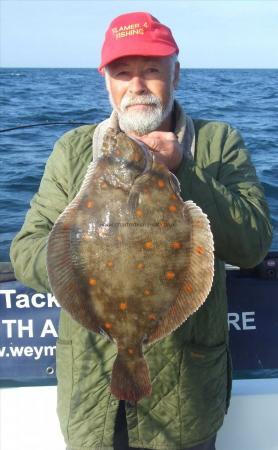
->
xmin=0 ymin=269 xmax=277 ymax=387
xmin=227 ymin=270 xmax=278 ymax=379
xmin=0 ymin=281 xmax=59 ymax=386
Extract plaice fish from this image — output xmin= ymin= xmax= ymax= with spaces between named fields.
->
xmin=46 ymin=128 xmax=214 ymax=403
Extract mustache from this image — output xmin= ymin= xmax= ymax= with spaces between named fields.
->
xmin=120 ymin=94 xmax=161 ymax=111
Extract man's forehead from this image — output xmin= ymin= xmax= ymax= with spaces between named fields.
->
xmin=108 ymin=55 xmax=169 ymax=69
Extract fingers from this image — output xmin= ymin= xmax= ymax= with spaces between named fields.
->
xmin=128 ymin=131 xmax=182 ymax=171
xmin=138 ymin=135 xmax=160 ymax=151
xmin=142 ymin=131 xmax=176 ymax=140
xmin=136 ymin=132 xmax=177 ymax=151
xmin=141 ymin=132 xmax=177 ymax=143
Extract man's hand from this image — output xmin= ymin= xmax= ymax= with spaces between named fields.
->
xmin=134 ymin=131 xmax=183 ymax=172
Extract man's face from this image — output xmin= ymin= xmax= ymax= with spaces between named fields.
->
xmin=105 ymin=55 xmax=179 ymax=136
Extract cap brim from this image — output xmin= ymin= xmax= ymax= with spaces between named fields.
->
xmin=98 ymin=45 xmax=178 ymax=73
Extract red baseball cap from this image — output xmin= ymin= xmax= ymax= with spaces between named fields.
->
xmin=99 ymin=12 xmax=179 ymax=73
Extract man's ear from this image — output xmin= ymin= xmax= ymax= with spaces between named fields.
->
xmin=104 ymin=69 xmax=111 ymax=92
xmin=174 ymin=61 xmax=180 ymax=89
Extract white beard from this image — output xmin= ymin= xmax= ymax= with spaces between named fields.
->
xmin=108 ymin=90 xmax=175 ymax=136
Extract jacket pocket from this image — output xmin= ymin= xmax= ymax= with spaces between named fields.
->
xmin=179 ymin=342 xmax=229 ymax=443
xmin=56 ymin=339 xmax=73 ymax=442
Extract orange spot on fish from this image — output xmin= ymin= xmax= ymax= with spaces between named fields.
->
xmin=63 ymin=223 xmax=70 ymax=230
xmin=100 ymin=181 xmax=108 ymax=189
xmin=156 ymin=162 xmax=166 ymax=171
xmin=195 ymin=246 xmax=205 ymax=255
xmin=86 ymin=200 xmax=94 ymax=208
xmin=148 ymin=314 xmax=156 ymax=320
xmin=106 ymin=260 xmax=114 ymax=268
xmin=144 ymin=241 xmax=154 ymax=250
xmin=127 ymin=348 xmax=134 ymax=355
xmin=159 ymin=221 xmax=168 ymax=228
xmin=104 ymin=322 xmax=112 ymax=330
xmin=117 ymin=235 xmax=123 ymax=242
xmin=170 ymin=241 xmax=183 ymax=250
xmin=158 ymin=179 xmax=165 ymax=188
xmin=115 ymin=149 xmax=122 ymax=157
xmin=88 ymin=278 xmax=97 ymax=286
xmin=168 ymin=204 xmax=177 ymax=213
xmin=119 ymin=302 xmax=127 ymax=311
xmin=136 ymin=262 xmax=145 ymax=270
xmin=143 ymin=289 xmax=151 ymax=296
xmin=143 ymin=187 xmax=149 ymax=193
xmin=184 ymin=282 xmax=193 ymax=294
xmin=170 ymin=194 xmax=178 ymax=200
xmin=165 ymin=271 xmax=175 ymax=280
xmin=135 ymin=208 xmax=143 ymax=217
xmin=133 ymin=153 xmax=141 ymax=162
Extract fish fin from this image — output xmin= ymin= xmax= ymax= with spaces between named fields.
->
xmin=169 ymin=172 xmax=181 ymax=195
xmin=110 ymin=350 xmax=152 ymax=403
xmin=47 ymin=207 xmax=101 ymax=334
xmin=128 ymin=190 xmax=140 ymax=213
xmin=127 ymin=168 xmax=154 ymax=213
xmin=147 ymin=200 xmax=214 ymax=343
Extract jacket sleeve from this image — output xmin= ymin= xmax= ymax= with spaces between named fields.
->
xmin=10 ymin=138 xmax=69 ymax=292
xmin=176 ymin=125 xmax=273 ymax=268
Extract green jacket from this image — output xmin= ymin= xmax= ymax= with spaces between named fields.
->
xmin=10 ymin=119 xmax=272 ymax=449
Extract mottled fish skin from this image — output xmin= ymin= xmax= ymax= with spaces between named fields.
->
xmin=47 ymin=128 xmax=214 ymax=403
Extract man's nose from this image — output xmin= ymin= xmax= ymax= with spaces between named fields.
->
xmin=128 ymin=76 xmax=147 ymax=96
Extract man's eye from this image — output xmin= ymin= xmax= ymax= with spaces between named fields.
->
xmin=115 ymin=71 xmax=129 ymax=77
xmin=145 ymin=67 xmax=159 ymax=74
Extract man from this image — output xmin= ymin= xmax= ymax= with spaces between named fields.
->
xmin=10 ymin=12 xmax=272 ymax=450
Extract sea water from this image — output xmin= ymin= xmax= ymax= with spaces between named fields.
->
xmin=0 ymin=68 xmax=277 ymax=261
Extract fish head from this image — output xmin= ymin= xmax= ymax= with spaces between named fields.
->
xmin=102 ymin=128 xmax=151 ymax=174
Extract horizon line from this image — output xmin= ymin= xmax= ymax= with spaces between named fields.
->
xmin=1 ymin=66 xmax=278 ymax=70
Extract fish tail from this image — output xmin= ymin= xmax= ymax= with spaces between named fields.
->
xmin=110 ymin=351 xmax=151 ymax=403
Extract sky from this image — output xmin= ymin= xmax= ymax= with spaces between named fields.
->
xmin=0 ymin=0 xmax=278 ymax=68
